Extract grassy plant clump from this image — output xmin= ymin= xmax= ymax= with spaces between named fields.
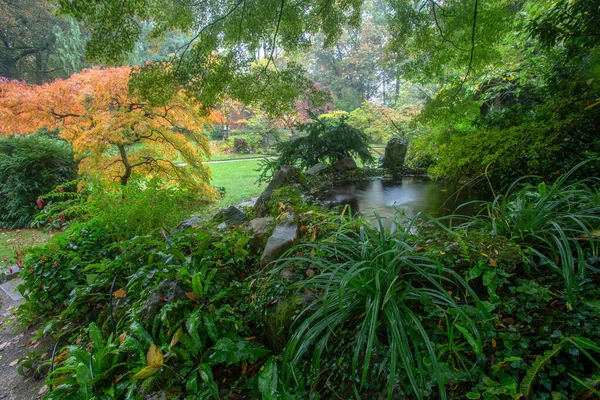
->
xmin=272 ymin=214 xmax=489 ymax=399
xmin=463 ymin=161 xmax=600 ymax=304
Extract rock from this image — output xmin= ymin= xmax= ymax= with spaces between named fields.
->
xmin=381 ymin=138 xmax=408 ymax=170
xmin=248 ymin=217 xmax=275 ymax=237
xmin=216 ymin=222 xmax=227 ymax=230
xmin=263 ymin=294 xmax=314 ymax=353
xmin=278 ymin=268 xmax=298 ymax=281
xmin=254 ymin=166 xmax=301 ymax=217
xmin=260 ymin=221 xmax=299 ymax=267
xmin=305 ymin=162 xmax=329 ymax=175
xmin=174 ymin=216 xmax=202 ymax=233
xmin=332 ymin=157 xmax=357 ymax=172
xmin=237 ymin=196 xmax=258 ymax=208
xmin=139 ymin=280 xmax=188 ymax=324
xmin=213 ymin=206 xmax=246 ymax=225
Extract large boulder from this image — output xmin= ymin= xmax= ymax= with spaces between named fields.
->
xmin=305 ymin=162 xmax=329 ymax=176
xmin=254 ymin=166 xmax=301 ymax=217
xmin=332 ymin=157 xmax=357 ymax=172
xmin=260 ymin=221 xmax=299 ymax=267
xmin=381 ymin=138 xmax=408 ymax=170
xmin=213 ymin=206 xmax=246 ymax=225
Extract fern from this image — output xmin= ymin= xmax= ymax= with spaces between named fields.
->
xmin=521 ymin=337 xmax=600 ymax=398
xmin=520 ymin=339 xmax=568 ymax=398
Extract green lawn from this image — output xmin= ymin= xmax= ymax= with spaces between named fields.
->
xmin=0 ymin=229 xmax=54 ymax=269
xmin=207 ymin=159 xmax=265 ymax=213
xmin=209 ymin=154 xmax=269 ymax=161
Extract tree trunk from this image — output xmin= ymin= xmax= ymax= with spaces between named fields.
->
xmin=118 ymin=145 xmax=132 ymax=186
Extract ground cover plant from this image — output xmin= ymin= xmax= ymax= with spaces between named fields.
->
xmin=10 ymin=164 xmax=599 ymax=399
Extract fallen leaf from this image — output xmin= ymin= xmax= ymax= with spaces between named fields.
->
xmin=9 ymin=359 xmax=19 ymax=367
xmin=113 ymin=289 xmax=126 ymax=298
xmin=118 ymin=333 xmax=127 ymax=345
xmin=185 ymin=292 xmax=196 ymax=301
xmin=241 ymin=362 xmax=248 ymax=375
xmin=489 ymin=258 xmax=498 ymax=267
xmin=305 ymin=268 xmax=315 ymax=277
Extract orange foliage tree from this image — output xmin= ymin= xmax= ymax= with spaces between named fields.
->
xmin=0 ymin=67 xmax=215 ymax=195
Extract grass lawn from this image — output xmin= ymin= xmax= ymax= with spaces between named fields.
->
xmin=209 ymin=154 xmax=268 ymax=161
xmin=0 ymin=229 xmax=54 ymax=269
xmin=206 ymin=159 xmax=265 ymax=214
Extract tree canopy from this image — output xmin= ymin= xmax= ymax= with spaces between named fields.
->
xmin=0 ymin=67 xmax=216 ymax=193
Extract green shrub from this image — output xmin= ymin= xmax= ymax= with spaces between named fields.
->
xmin=258 ymin=115 xmax=373 ymax=182
xmin=0 ymin=132 xmax=77 ymax=228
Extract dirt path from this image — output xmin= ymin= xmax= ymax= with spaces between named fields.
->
xmin=0 ymin=284 xmax=49 ymax=400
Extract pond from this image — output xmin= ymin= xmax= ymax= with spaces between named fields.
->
xmin=326 ymin=176 xmax=488 ymax=223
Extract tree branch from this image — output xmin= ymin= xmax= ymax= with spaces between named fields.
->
xmin=429 ymin=0 xmax=466 ymax=51
xmin=456 ymin=0 xmax=479 ymax=94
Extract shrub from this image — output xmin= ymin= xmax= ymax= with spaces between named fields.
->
xmin=258 ymin=115 xmax=373 ymax=182
xmin=0 ymin=132 xmax=77 ymax=228
xmin=233 ymin=137 xmax=250 ymax=154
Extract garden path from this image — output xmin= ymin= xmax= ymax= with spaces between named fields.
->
xmin=0 ymin=280 xmax=48 ymax=399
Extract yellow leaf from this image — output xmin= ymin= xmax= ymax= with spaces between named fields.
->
xmin=168 ymin=327 xmax=183 ymax=351
xmin=113 ymin=289 xmax=126 ymax=298
xmin=132 ymin=365 xmax=160 ymax=380
xmin=146 ymin=344 xmax=164 ymax=368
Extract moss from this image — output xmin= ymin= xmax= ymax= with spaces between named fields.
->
xmin=263 ymin=294 xmax=311 ymax=354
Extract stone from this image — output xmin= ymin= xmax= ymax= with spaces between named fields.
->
xmin=248 ymin=217 xmax=275 ymax=237
xmin=278 ymin=268 xmax=298 ymax=281
xmin=254 ymin=166 xmax=301 ymax=217
xmin=213 ymin=206 xmax=246 ymax=225
xmin=139 ymin=280 xmax=188 ymax=323
xmin=305 ymin=162 xmax=329 ymax=176
xmin=381 ymin=137 xmax=408 ymax=170
xmin=332 ymin=157 xmax=357 ymax=172
xmin=216 ymin=222 xmax=227 ymax=230
xmin=0 ymin=278 xmax=24 ymax=301
xmin=174 ymin=216 xmax=202 ymax=233
xmin=263 ymin=294 xmax=314 ymax=353
xmin=260 ymin=221 xmax=299 ymax=267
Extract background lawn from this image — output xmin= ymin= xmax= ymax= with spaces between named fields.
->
xmin=0 ymin=229 xmax=54 ymax=269
xmin=208 ymin=159 xmax=265 ymax=212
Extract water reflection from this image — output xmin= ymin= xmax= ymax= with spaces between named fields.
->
xmin=328 ymin=177 xmax=486 ymax=223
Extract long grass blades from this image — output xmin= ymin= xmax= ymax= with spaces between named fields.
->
xmin=460 ymin=161 xmax=600 ymax=304
xmin=277 ymin=212 xmax=487 ymax=398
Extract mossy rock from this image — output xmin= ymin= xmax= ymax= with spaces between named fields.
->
xmin=263 ymin=293 xmax=313 ymax=354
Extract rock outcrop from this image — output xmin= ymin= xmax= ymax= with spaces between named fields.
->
xmin=380 ymin=138 xmax=408 ymax=170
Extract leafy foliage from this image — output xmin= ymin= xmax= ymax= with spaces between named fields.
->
xmin=0 ymin=132 xmax=77 ymax=228
xmin=274 ymin=214 xmax=488 ymax=398
xmin=463 ymin=162 xmax=600 ymax=304
xmin=0 ymin=67 xmax=216 ymax=195
xmin=259 ymin=115 xmax=373 ymax=181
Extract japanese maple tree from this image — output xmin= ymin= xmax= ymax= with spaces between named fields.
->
xmin=0 ymin=67 xmax=215 ymax=195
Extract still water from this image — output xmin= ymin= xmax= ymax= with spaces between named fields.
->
xmin=327 ymin=176 xmax=487 ymax=221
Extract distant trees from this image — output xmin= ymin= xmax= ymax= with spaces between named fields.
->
xmin=0 ymin=67 xmax=216 ymax=194
xmin=0 ymin=0 xmax=86 ymax=84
